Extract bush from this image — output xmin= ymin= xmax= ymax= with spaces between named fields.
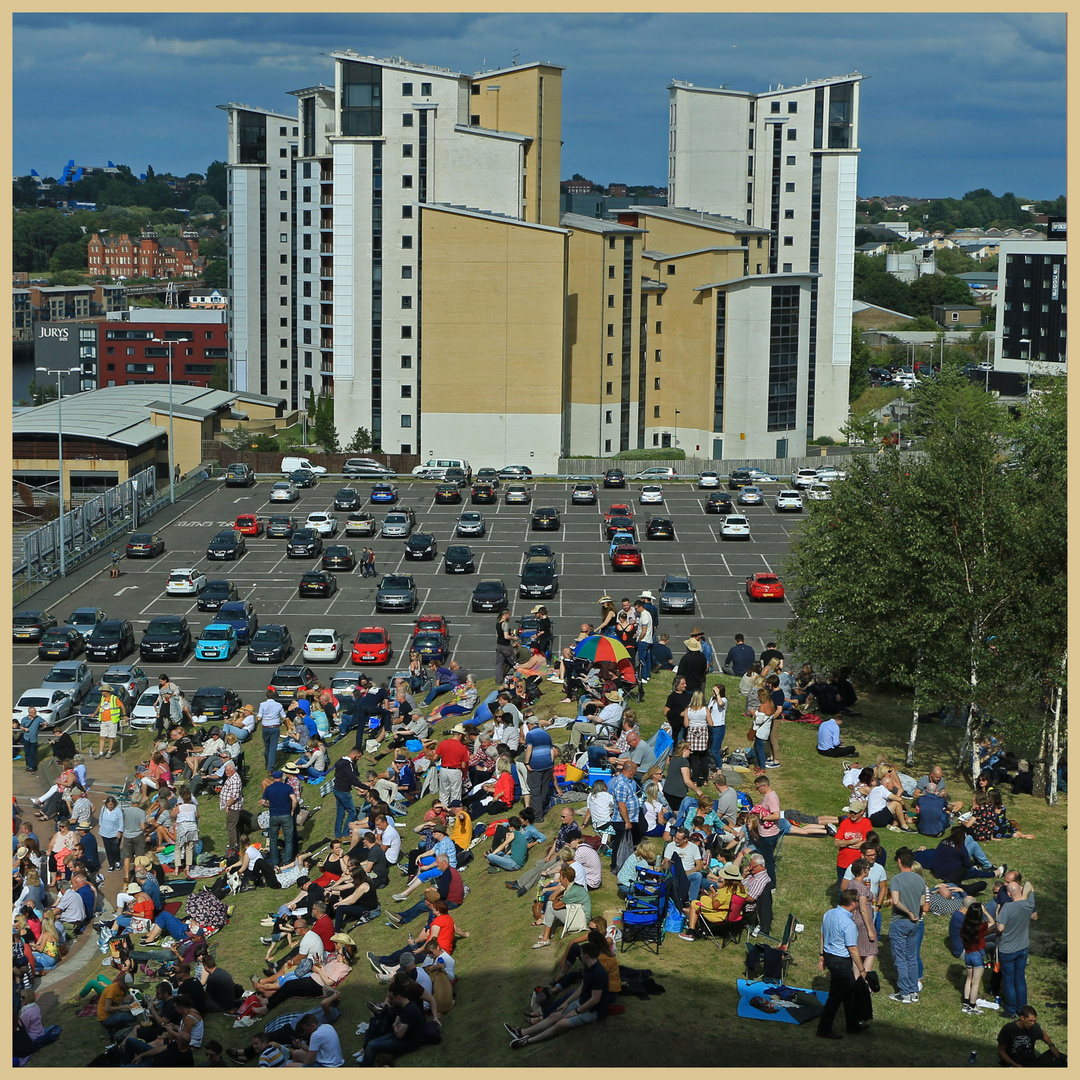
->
xmin=811 ymin=436 xmax=836 ymax=446
xmin=612 ymin=447 xmax=686 ymax=461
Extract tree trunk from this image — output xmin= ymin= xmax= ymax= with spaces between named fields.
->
xmin=959 ymin=659 xmax=981 ymax=778
xmin=1047 ymin=648 xmax=1066 ymax=806
xmin=906 ymin=673 xmax=921 ymax=766
xmin=1033 ymin=710 xmax=1050 ymax=800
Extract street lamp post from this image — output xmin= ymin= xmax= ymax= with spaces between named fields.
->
xmin=674 ymin=409 xmax=681 ymax=452
xmin=152 ymin=338 xmax=177 ymax=503
xmin=36 ymin=366 xmax=80 ymax=577
xmin=1019 ymin=337 xmax=1032 ymax=397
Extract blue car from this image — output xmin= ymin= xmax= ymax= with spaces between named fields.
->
xmin=609 ymin=531 xmax=635 ymax=557
xmin=370 ymin=483 xmax=399 ymax=504
xmin=217 ymin=601 xmax=258 ymax=645
xmin=194 ymin=623 xmax=238 ymax=661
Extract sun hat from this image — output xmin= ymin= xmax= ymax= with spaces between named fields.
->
xmin=77 ymin=821 xmax=92 ymax=830
xmin=597 ymin=596 xmax=613 ymax=605
xmin=530 ymin=605 xmax=545 ymax=614
xmin=605 ymin=690 xmax=622 ymax=702
xmin=639 ymin=590 xmax=655 ymax=600
xmin=721 ymin=862 xmax=743 ymax=881
xmin=450 ymin=724 xmax=470 ymax=735
xmin=330 ymin=932 xmax=356 ymax=947
xmin=683 ymin=637 xmax=702 ymax=652
xmin=281 ymin=763 xmax=300 ymax=776
xmin=15 ymin=846 xmax=28 ymax=859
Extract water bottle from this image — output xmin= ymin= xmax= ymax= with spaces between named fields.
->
xmin=968 ymin=1051 xmax=977 ymax=1065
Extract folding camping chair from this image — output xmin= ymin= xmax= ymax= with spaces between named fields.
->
xmin=620 ymin=868 xmax=670 ymax=955
xmin=693 ymin=891 xmax=748 ymax=952
xmin=646 ymin=727 xmax=673 ymax=774
xmin=744 ymin=912 xmax=799 ymax=984
xmin=566 ymin=723 xmax=598 ymax=756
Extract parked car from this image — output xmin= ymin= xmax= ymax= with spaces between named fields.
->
xmin=698 ymin=471 xmax=720 ymax=489
xmin=370 ymin=483 xmax=399 ymax=504
xmin=39 ymin=660 xmax=95 ymax=705
xmin=498 ymin=465 xmax=532 ymax=480
xmin=470 ymin=484 xmax=497 ymax=504
xmin=729 ymin=468 xmax=777 ymax=489
xmin=322 ymin=545 xmax=357 ymax=571
xmin=189 ymin=686 xmax=243 ymax=723
xmin=234 ymin=514 xmax=265 ymax=536
xmin=412 ymin=631 xmax=449 ymax=665
xmin=266 ymin=666 xmax=318 ymax=702
xmin=289 ymin=469 xmax=318 ymax=489
xmin=443 ymin=545 xmax=475 ymax=573
xmin=299 ymin=570 xmax=338 ymax=597
xmin=14 ymin=688 xmax=75 ymax=727
xmin=165 ymin=568 xmax=207 ymax=596
xmin=286 ymin=529 xmax=323 ymax=557
xmin=302 ymin=628 xmax=344 ymax=663
xmin=610 ymin=545 xmax=644 ymax=571
xmin=130 ymin=688 xmax=163 ymax=728
xmin=774 ymin=489 xmax=804 ymax=512
xmin=633 ymin=466 xmax=678 ymax=482
xmin=344 ymin=512 xmax=376 ymax=537
xmin=140 ymin=616 xmax=192 ymax=661
xmin=126 ymin=532 xmax=166 ymax=558
xmin=604 ymin=503 xmax=634 ymax=522
xmin=342 ymin=458 xmax=395 ymax=478
xmin=330 ymin=670 xmax=362 ymax=696
xmin=792 ymin=468 xmax=819 ymax=489
xmin=13 ymin=611 xmax=57 ymax=643
xmin=85 ymin=619 xmax=136 ymax=662
xmin=720 ymin=514 xmax=751 ymax=540
xmin=37 ymin=627 xmax=84 ymax=661
xmin=247 ymin=624 xmax=293 ymax=664
xmin=705 ymin=491 xmax=734 ymax=514
xmin=223 ymin=463 xmax=257 ymax=487
xmin=645 ymin=517 xmax=675 ymax=540
xmin=444 ymin=468 xmax=468 ymax=487
xmin=413 ymin=614 xmax=450 ymax=639
xmin=405 ymin=533 xmax=439 ymax=560
xmin=206 ymin=529 xmax=246 ymax=561
xmin=571 ymin=483 xmax=597 ymax=505
xmin=65 ymin=608 xmax=106 ymax=639
xmin=504 ymin=485 xmax=530 ymax=504
xmin=456 ymin=512 xmax=486 ymax=538
xmin=351 ymin=627 xmax=392 ymax=665
xmin=603 ymin=469 xmax=626 ymax=489
xmin=659 ymin=574 xmax=696 ymax=613
xmin=639 ymin=485 xmax=665 ymax=505
xmin=609 ymin=532 xmax=635 ymax=556
xmin=474 ymin=468 xmax=500 ymax=487
xmin=305 ymin=511 xmax=339 ymax=537
xmin=381 ymin=510 xmax=416 ymax=538
xmin=375 ymin=574 xmax=418 ymax=612
xmin=471 ymin=579 xmax=508 ymax=612
xmin=816 ymin=466 xmax=847 ymax=483
xmin=604 ymin=516 xmax=635 ymax=539
xmin=197 ymin=580 xmax=239 ymax=612
xmin=747 ymin=572 xmax=786 ymax=600
xmin=195 ymin=624 xmax=239 ymax=661
xmin=531 ymin=507 xmax=561 ymax=531
xmin=266 ymin=514 xmax=299 ymax=539
xmin=333 ymin=488 xmax=361 ymax=512
xmin=737 ymin=485 xmax=764 ymax=507
xmin=434 ymin=484 xmax=462 ymax=505
xmin=519 ymin=556 xmax=559 ymax=598
xmin=805 ymin=483 xmax=832 ymax=501
xmin=269 ymin=480 xmax=300 ymax=502
xmin=217 ymin=601 xmax=258 ymax=644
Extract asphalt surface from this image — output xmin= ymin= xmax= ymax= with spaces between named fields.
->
xmin=12 ymin=477 xmax=806 ymax=708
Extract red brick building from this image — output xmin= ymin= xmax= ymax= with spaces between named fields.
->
xmin=87 ymin=229 xmax=204 ymax=279
xmin=99 ymin=314 xmax=228 ymax=388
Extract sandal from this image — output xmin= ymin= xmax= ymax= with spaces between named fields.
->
xmin=531 ymin=939 xmax=552 ymax=949
xmin=530 ymin=920 xmax=545 ymax=926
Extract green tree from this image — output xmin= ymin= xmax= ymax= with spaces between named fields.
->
xmin=203 ymin=260 xmax=227 ymax=289
xmin=13 ymin=177 xmax=39 ymax=206
xmin=199 ymin=235 xmax=227 ymax=260
xmin=908 ymin=274 xmax=974 ymax=318
xmin=204 ymin=161 xmax=227 ymax=206
xmin=48 ymin=240 xmax=89 ymax=272
xmin=933 ymin=246 xmax=979 ymax=276
xmin=25 ymin=380 xmax=59 ymax=406
xmin=346 ymin=426 xmax=373 ymax=453
xmin=191 ymin=193 xmax=222 ymax=216
xmin=12 ymin=208 xmax=82 ymax=271
xmin=207 ymin=361 xmax=230 ymax=391
xmin=849 ymin=331 xmax=872 ymax=401
xmin=313 ymin=398 xmax=340 ymax=453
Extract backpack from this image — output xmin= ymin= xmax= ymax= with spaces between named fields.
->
xmin=916 ymin=792 xmax=948 ymax=836
xmin=429 ymin=964 xmax=455 ymax=1015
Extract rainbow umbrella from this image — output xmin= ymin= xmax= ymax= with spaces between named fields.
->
xmin=573 ymin=635 xmax=631 ymax=664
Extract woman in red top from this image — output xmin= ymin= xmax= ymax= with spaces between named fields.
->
xmin=959 ymin=901 xmax=991 ymax=1014
xmin=463 ymin=759 xmax=515 ymax=817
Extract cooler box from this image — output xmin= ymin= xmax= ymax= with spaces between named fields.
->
xmin=588 ymin=767 xmax=613 ymax=787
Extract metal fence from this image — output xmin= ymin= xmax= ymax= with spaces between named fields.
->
xmin=13 ymin=466 xmax=212 ymax=605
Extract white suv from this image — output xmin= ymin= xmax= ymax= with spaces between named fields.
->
xmin=305 ymin=511 xmax=339 ymax=536
xmin=775 ymin=489 xmax=804 ymax=512
xmin=792 ymin=468 xmax=819 ymax=489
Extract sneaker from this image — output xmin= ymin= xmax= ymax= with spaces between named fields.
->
xmin=259 ymin=936 xmax=275 ymax=945
xmin=510 ymin=1037 xmax=530 ymax=1050
xmin=888 ymin=992 xmax=916 ymax=1004
xmin=765 ymin=761 xmax=781 ymax=769
xmin=366 ymin=951 xmax=382 ymax=974
xmin=392 ymin=892 xmax=411 ymax=902
xmin=260 ymin=917 xmax=277 ymax=928
xmin=886 ymin=824 xmax=902 ymax=832
xmin=678 ymin=932 xmax=696 ymax=942
xmin=910 ymin=993 xmax=920 ymax=1003
xmin=917 ymin=980 xmax=923 ymax=993
xmin=375 ymin=972 xmax=391 ymax=983
xmin=842 ymin=760 xmax=854 ymax=772
xmin=385 ymin=911 xmax=403 ymax=927
xmin=503 ymin=1023 xmax=523 ymax=1039
xmin=996 ymin=864 xmax=1007 ymax=878
xmin=966 ymin=1004 xmax=984 ymax=1016
xmin=824 ymin=823 xmax=838 ymax=837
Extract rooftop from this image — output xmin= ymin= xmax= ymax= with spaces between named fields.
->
xmin=630 ymin=205 xmax=771 ymax=236
xmin=668 ymin=72 xmax=863 ymax=97
xmin=560 ymin=213 xmax=644 ymax=235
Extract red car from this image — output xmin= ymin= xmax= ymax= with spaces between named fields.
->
xmin=604 ymin=503 xmax=634 ymax=522
xmin=234 ymin=514 xmax=265 ymax=537
xmin=611 ymin=545 xmax=644 ymax=571
xmin=746 ymin=572 xmax=785 ymax=600
xmin=351 ymin=626 xmax=392 ymax=664
xmin=413 ymin=614 xmax=450 ymax=639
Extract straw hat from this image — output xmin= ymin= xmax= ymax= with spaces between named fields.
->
xmin=597 ymin=596 xmax=613 ymax=605
xmin=683 ymin=637 xmax=702 ymax=652
xmin=605 ymin=690 xmax=622 ymax=702
xmin=281 ymin=763 xmax=300 ymax=776
xmin=450 ymin=724 xmax=470 ymax=735
xmin=330 ymin=932 xmax=356 ymax=947
xmin=721 ymin=862 xmax=743 ymax=881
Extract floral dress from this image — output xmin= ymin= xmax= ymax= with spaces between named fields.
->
xmin=850 ymin=877 xmax=878 ymax=956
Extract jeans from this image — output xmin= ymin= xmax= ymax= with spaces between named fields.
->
xmin=999 ymin=947 xmax=1029 ymax=1015
xmin=637 ymin=642 xmax=653 ymax=681
xmin=685 ymin=871 xmax=704 ymax=902
xmin=916 ymin=919 xmax=925 ymax=978
xmin=707 ymin=726 xmax=725 ymax=772
xmin=261 ymin=725 xmax=280 ymax=771
xmin=268 ymin=813 xmax=295 ymax=866
xmin=122 ymin=1037 xmax=154 ymax=1064
xmin=755 ymin=831 xmax=780 ymax=885
xmin=333 ymin=790 xmax=357 ymax=838
xmin=396 ymin=897 xmax=459 ymax=925
xmin=22 ymin=740 xmax=38 ymax=771
xmin=222 ymin=724 xmax=250 ymax=741
xmin=963 ymin=834 xmax=994 ymax=871
xmin=102 ymin=1010 xmax=137 ymax=1033
xmin=889 ymin=915 xmax=921 ymax=996
xmin=362 ymin=1034 xmax=411 ymax=1067
xmin=752 ymin=737 xmax=769 ymax=770
xmin=486 ymin=851 xmax=524 ymax=872
xmin=423 ymin=683 xmax=455 ymax=706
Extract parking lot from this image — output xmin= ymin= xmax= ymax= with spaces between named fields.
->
xmin=13 ymin=475 xmax=807 ymax=712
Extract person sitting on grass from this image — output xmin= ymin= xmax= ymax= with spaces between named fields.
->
xmin=358 ymin=976 xmax=428 ymax=1067
xmin=366 ymin=901 xmax=468 ymax=975
xmin=121 ymin=993 xmax=203 ymax=1067
xmin=997 ymin=1006 xmax=1067 ymax=1068
xmin=531 ymin=866 xmax=591 ymax=949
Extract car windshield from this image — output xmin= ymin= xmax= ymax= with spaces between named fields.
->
xmin=447 ymin=547 xmax=470 ymax=557
xmin=522 ymin=566 xmax=552 ymax=581
xmin=202 ymin=628 xmax=232 ymax=640
xmin=384 ymin=515 xmax=406 ymax=524
xmin=191 ymin=695 xmax=223 ymax=711
xmin=355 ymin=632 xmax=384 ymax=643
xmin=665 ymin=580 xmax=692 ymax=593
xmin=382 ymin=577 xmax=411 ymax=588
xmin=148 ymin=618 xmax=184 ymax=632
xmin=91 ymin=626 xmax=122 ymax=640
xmin=409 ymin=535 xmax=433 ymax=545
xmin=68 ymin=613 xmax=96 ymax=625
xmin=292 ymin=530 xmax=316 ymax=540
xmin=45 ymin=666 xmax=77 ymax=682
xmin=476 ymin=582 xmax=503 ymax=594
xmin=460 ymin=514 xmax=481 ymax=522
xmin=301 ymin=573 xmax=326 ymax=583
xmin=204 ymin=583 xmax=231 ymax=594
xmin=252 ymin=628 xmax=284 ymax=643
xmin=137 ymin=690 xmax=158 ymax=706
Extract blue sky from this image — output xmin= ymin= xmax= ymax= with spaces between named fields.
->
xmin=13 ymin=13 xmax=1066 ymax=200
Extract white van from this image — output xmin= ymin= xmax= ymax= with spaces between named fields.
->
xmin=281 ymin=456 xmax=328 ymax=476
xmin=412 ymin=458 xmax=470 ymax=480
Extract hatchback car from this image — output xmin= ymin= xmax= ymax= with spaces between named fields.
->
xmin=344 ymin=512 xmax=376 ymax=537
xmin=14 ymin=689 xmax=74 ymax=727
xmin=471 ymin=484 xmax=497 ymax=504
xmin=774 ymin=489 xmax=804 ymax=512
xmin=302 ymin=628 xmax=344 ymax=663
xmin=217 ymin=601 xmax=259 ymax=644
xmin=531 ymin=507 xmax=561 ymax=531
xmin=605 ymin=503 xmax=634 ymax=522
xmin=405 ymin=533 xmax=439 ymax=559
xmin=248 ymin=624 xmax=293 ymax=664
xmin=351 ymin=627 xmax=392 ymax=665
xmin=720 ymin=514 xmax=751 ymax=540
xmin=443 ymin=545 xmax=475 ymax=573
xmin=13 ymin=611 xmax=57 ymax=643
xmin=330 ymin=670 xmax=362 ymax=695
xmin=609 ymin=531 xmax=636 ymax=556
xmin=126 ymin=532 xmax=166 ymax=558
xmin=698 ymin=471 xmax=720 ymax=489
xmin=165 ymin=568 xmax=207 ymax=596
xmin=737 ymin=485 xmax=764 ymax=507
xmin=816 ymin=466 xmax=847 ymax=483
xmin=299 ymin=570 xmax=338 ymax=597
xmin=413 ymin=631 xmax=449 ymax=665
xmin=659 ymin=574 xmax=697 ymax=613
xmin=498 ymin=465 xmax=533 ymax=480
xmin=190 ymin=686 xmax=242 ymax=723
xmin=198 ymin=580 xmax=239 ymax=612
xmin=444 ymin=468 xmax=467 ymax=487
xmin=604 ymin=515 xmax=635 ymax=539
xmin=611 ymin=545 xmax=644 ymax=571
xmin=333 ymin=488 xmax=361 ymax=512
xmin=266 ymin=665 xmax=318 ymax=702
xmin=130 ymin=688 xmax=162 ymax=729
xmin=206 ymin=530 xmax=247 ymax=561
xmin=519 ymin=557 xmax=559 ymax=598
xmin=66 ymin=608 xmax=106 ymax=639
xmin=287 ymin=529 xmax=323 ymax=557
xmin=305 ymin=512 xmax=338 ymax=537
xmin=195 ymin=624 xmax=239 ymax=661
xmin=705 ymin=491 xmax=734 ymax=514
xmin=474 ymin=467 xmax=500 ymax=487
xmin=603 ymin=469 xmax=626 ymax=488
xmin=269 ymin=480 xmax=300 ymax=502
xmin=266 ymin=514 xmax=299 ymax=539
xmin=792 ymin=468 xmax=819 ymax=490
xmin=140 ymin=615 xmax=192 ymax=660
xmin=370 ymin=483 xmax=399 ymax=504
xmin=413 ymin=614 xmax=450 ymax=639
xmin=434 ymin=484 xmax=462 ymax=505
xmin=746 ymin=572 xmax=786 ymax=601
xmin=223 ymin=463 xmax=257 ymax=487
xmin=86 ymin=619 xmax=136 ymax=662
xmin=322 ymin=545 xmax=357 ymax=571
xmin=289 ymin=469 xmax=318 ymax=489
xmin=571 ymin=483 xmax=598 ymax=505
xmin=639 ymin=485 xmax=665 ymax=505
xmin=471 ymin=579 xmax=508 ymax=612
xmin=375 ymin=574 xmax=418 ymax=612
xmin=645 ymin=517 xmax=675 ymax=541
xmin=504 ymin=485 xmax=530 ymax=504
xmin=381 ymin=510 xmax=416 ymax=538
xmin=40 ymin=660 xmax=95 ymax=704
xmin=37 ymin=627 xmax=84 ymax=661
xmin=234 ymin=514 xmax=265 ymax=537
xmin=805 ymin=483 xmax=833 ymax=501
xmin=456 ymin=512 xmax=486 ymax=538
xmin=526 ymin=544 xmax=555 ymax=559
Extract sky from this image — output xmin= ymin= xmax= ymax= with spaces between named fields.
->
xmin=12 ymin=12 xmax=1067 ymax=201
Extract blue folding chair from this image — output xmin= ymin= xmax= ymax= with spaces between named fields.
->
xmin=620 ymin=867 xmax=671 ymax=955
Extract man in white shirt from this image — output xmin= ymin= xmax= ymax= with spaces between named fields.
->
xmin=258 ymin=690 xmax=287 ymax=772
xmin=633 ymin=599 xmax=655 ymax=683
xmin=375 ymin=814 xmax=402 ymax=864
xmin=662 ymin=827 xmax=706 ymax=903
xmin=290 ymin=1013 xmax=344 ymax=1068
xmin=596 ymin=692 xmax=624 ymax=740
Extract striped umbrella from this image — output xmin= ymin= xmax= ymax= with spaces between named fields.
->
xmin=572 ymin=635 xmax=631 ymax=664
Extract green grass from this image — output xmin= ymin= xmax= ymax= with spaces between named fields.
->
xmin=850 ymin=384 xmax=911 ymax=418
xmin=32 ymin=675 xmax=1067 ymax=1067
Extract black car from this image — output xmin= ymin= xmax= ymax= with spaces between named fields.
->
xmin=526 ymin=543 xmax=555 ymax=559
xmin=605 ymin=515 xmax=635 ymax=538
xmin=37 ymin=626 xmax=84 ymax=661
xmin=646 ymin=516 xmax=676 ymax=540
xmin=223 ymin=463 xmax=257 ymax=487
xmin=13 ymin=610 xmax=57 ymax=643
xmin=519 ymin=556 xmax=559 ymax=598
xmin=266 ymin=514 xmax=299 ymax=539
xmin=322 ymin=545 xmax=356 ymax=571
xmin=198 ymin=580 xmax=239 ymax=612
xmin=603 ymin=469 xmax=626 ymax=488
xmin=190 ymin=686 xmax=242 ymax=723
xmin=471 ymin=484 xmax=497 ymax=504
xmin=299 ymin=570 xmax=338 ymax=597
xmin=727 ymin=469 xmax=754 ymax=490
xmin=85 ymin=618 xmax=136 ymax=662
xmin=375 ymin=574 xmax=418 ymax=613
xmin=289 ymin=469 xmax=318 ymax=488
xmin=413 ymin=631 xmax=449 ymax=665
xmin=444 ymin=468 xmax=467 ymax=487
xmin=140 ymin=615 xmax=193 ymax=660
xmin=705 ymin=491 xmax=734 ymax=514
xmin=531 ymin=507 xmax=561 ymax=531
xmin=498 ymin=465 xmax=533 ymax=480
xmin=443 ymin=545 xmax=475 ymax=573
xmin=248 ymin=624 xmax=293 ymax=663
xmin=434 ymin=484 xmax=462 ymax=504
xmin=471 ymin=578 xmax=508 ymax=612
xmin=571 ymin=483 xmax=597 ymax=505
xmin=333 ymin=487 xmax=362 ymax=512
xmin=206 ymin=530 xmax=247 ymax=561
xmin=405 ymin=533 xmax=438 ymax=560
xmin=267 ymin=664 xmax=318 ymax=701
xmin=125 ymin=532 xmax=166 ymax=558
xmin=287 ymin=529 xmax=323 ymax=557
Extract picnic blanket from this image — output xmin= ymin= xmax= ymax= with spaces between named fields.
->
xmin=736 ymin=979 xmax=827 ymax=1025
xmin=783 ymin=713 xmax=823 ymax=725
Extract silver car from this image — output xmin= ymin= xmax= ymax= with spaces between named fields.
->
xmin=13 ymin=688 xmax=75 ymax=726
xmin=698 ymin=471 xmax=720 ymax=489
xmin=101 ymin=664 xmax=149 ymax=700
xmin=639 ymin=485 xmax=665 ymax=505
xmin=381 ymin=510 xmax=415 ymax=538
xmin=270 ymin=480 xmax=300 ymax=502
xmin=39 ymin=660 xmax=95 ymax=704
xmin=456 ymin=511 xmax=486 ymax=537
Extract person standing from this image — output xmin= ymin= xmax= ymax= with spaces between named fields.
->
xmin=332 ymin=747 xmax=362 ymax=840
xmin=633 ymin=599 xmax=654 ymax=685
xmin=257 ymin=689 xmax=286 ymax=773
xmin=99 ymin=795 xmax=124 ymax=871
xmin=750 ymin=773 xmax=783 ymax=885
xmin=523 ymin=716 xmax=555 ymax=823
xmin=95 ymin=684 xmax=127 ymax=760
xmin=110 ymin=548 xmax=121 ymax=578
xmin=494 ymin=611 xmax=517 ymax=685
xmin=365 ymin=547 xmax=376 ymax=578
xmin=607 ymin=760 xmax=641 ymax=873
xmin=218 ymin=761 xmax=244 ymax=853
xmin=663 ymin=676 xmax=691 ymax=747
xmin=994 ymin=879 xmax=1038 ymax=1020
xmin=261 ymin=771 xmax=298 ymax=866
xmin=435 ymin=727 xmax=471 ymax=807
xmin=706 ymin=684 xmax=727 ymax=774
xmin=816 ymin=889 xmax=869 ymax=1040
xmin=532 ymin=606 xmax=553 ymax=661
xmin=676 ymin=630 xmax=709 ymax=695
xmin=887 ymin=848 xmax=927 ymax=1004
xmin=18 ymin=706 xmax=44 ymax=774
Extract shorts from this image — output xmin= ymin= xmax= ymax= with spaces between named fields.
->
xmin=783 ymin=809 xmax=819 ymax=825
xmin=100 ymin=721 xmax=119 ymax=738
xmin=121 ymin=834 xmax=147 ymax=860
xmin=964 ymin=950 xmax=986 ymax=968
xmin=566 ymin=1009 xmax=599 ymax=1028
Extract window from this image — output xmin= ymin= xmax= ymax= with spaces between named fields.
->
xmin=303 ymin=328 xmax=312 ymax=344
xmin=606 ymin=353 xmax=613 ymax=366
xmin=401 ymin=415 xmax=412 ymax=428
xmin=607 ymin=324 xmax=614 ymax=337
xmin=304 ymin=353 xmax=312 ymax=367
xmin=783 ymin=263 xmax=792 ymax=273
xmin=608 ymin=295 xmax=615 ymax=308
xmin=106 ymin=346 xmax=114 ymax=355
xmin=281 ymin=212 xmax=289 ymax=222
xmin=280 ymin=148 xmax=287 ymax=158
xmin=605 ymin=411 xmax=613 ymax=424
xmin=786 ymin=155 xmax=796 ymax=166
xmin=472 ymin=84 xmax=481 ymax=96
xmin=280 ymin=190 xmax=288 ymax=200
xmin=303 ymin=210 xmax=311 ymax=226
xmin=770 ymin=101 xmax=781 ymax=113
xmin=126 ymin=347 xmax=135 ymax=355
xmin=654 ymin=377 xmax=661 ymax=390
xmin=402 ymin=175 xmax=413 ymax=188
xmin=421 ymin=82 xmax=431 ymax=96
xmin=341 ymin=59 xmax=382 ymax=136
xmin=470 ymin=115 xmax=481 ymax=125
xmin=280 ymin=233 xmax=288 ymax=243
xmin=655 ymin=349 xmax=662 ymax=362
xmin=303 ymin=162 xmax=311 ymax=178
xmin=785 ymin=182 xmax=795 ymax=192
xmin=757 ymin=237 xmax=764 ymax=248
xmin=652 ymin=434 xmax=659 ymax=446
xmin=106 ymin=363 xmax=115 ymax=371
xmin=304 ymin=375 xmax=312 ymax=390
xmin=401 ymin=296 xmax=412 ymax=309
xmin=787 ymin=101 xmax=798 ymax=113
xmin=400 ymin=443 xmax=411 ymax=454
xmin=783 ymin=236 xmax=794 ymax=246
xmin=280 ymin=381 xmax=288 ymax=389
xmin=401 ymin=385 xmax=412 ymax=397
xmin=302 ymin=281 xmax=311 ymax=296
xmin=80 ymin=329 xmax=95 ymax=341
xmin=401 ymin=326 xmax=412 ymax=339
xmin=784 ymin=209 xmax=794 ymax=219
xmin=402 ymin=236 xmax=413 ymax=249
xmin=280 ymin=254 xmax=288 ymax=264
xmin=747 ymin=183 xmax=753 ymax=203
xmin=787 ymin=128 xmax=797 ymax=141
xmin=401 ymin=355 xmax=412 ymax=368
xmin=606 ymin=382 xmax=613 ymax=395
xmin=279 ymin=169 xmax=287 ymax=179
xmin=747 ymin=129 xmax=754 ymax=149
xmin=655 ymin=295 xmax=662 ymax=307
xmin=756 ymin=264 xmax=762 ymax=274
xmin=655 ymin=321 xmax=662 ymax=334
xmin=608 ymin=237 xmax=616 ymax=250
xmin=302 ymin=235 xmax=312 ymax=250
xmin=403 ymin=114 xmax=413 ymax=127
xmin=402 ymin=144 xmax=413 ymax=158
xmin=303 ymin=258 xmax=311 ymax=273
xmin=303 ymin=305 xmax=312 ymax=320
xmin=747 ymin=157 xmax=754 ymax=177
xmin=401 ymin=266 xmax=412 ymax=279
xmin=402 ymin=82 xmax=413 ymax=95
xmin=281 ymin=295 xmax=289 ymax=306
xmin=666 ymin=264 xmax=676 ymax=275
xmin=605 ymin=439 xmax=612 ymax=453
xmin=608 ymin=265 xmax=615 ymax=279
xmin=653 ymin=405 xmax=661 ymax=418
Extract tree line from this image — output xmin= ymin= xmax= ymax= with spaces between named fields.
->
xmin=857 ymin=189 xmax=1064 ymax=233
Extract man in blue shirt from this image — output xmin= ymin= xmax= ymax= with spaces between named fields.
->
xmin=261 ymin=772 xmax=299 ymax=865
xmin=607 ymin=760 xmax=642 ymax=873
xmin=422 ymin=664 xmax=458 ymax=707
xmin=817 ymin=715 xmax=857 ymax=758
xmin=17 ymin=706 xmax=45 ymax=773
xmin=722 ymin=634 xmax=756 ymax=677
xmin=817 ymin=890 xmax=868 ymax=1039
xmin=522 ymin=717 xmax=555 ymax=823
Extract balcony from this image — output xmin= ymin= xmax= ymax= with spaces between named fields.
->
xmin=320 ymin=195 xmax=333 ymax=208
xmin=320 ymin=171 xmax=333 ymax=183
xmin=320 ymin=218 xmax=333 ymax=231
xmin=320 ymin=243 xmax=333 ymax=254
xmin=319 ymin=290 xmax=333 ymax=302
xmin=319 ymin=338 xmax=333 ymax=351
xmin=320 ymin=315 xmax=333 ymax=328
xmin=320 ymin=361 xmax=334 ymax=373
xmin=320 ymin=266 xmax=333 ymax=279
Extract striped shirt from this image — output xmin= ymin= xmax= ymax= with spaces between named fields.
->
xmin=743 ymin=869 xmax=770 ymax=901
